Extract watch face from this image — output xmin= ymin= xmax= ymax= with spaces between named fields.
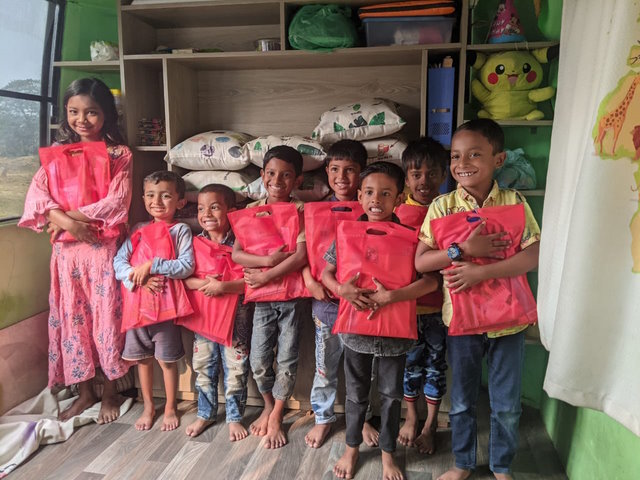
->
xmin=447 ymin=244 xmax=461 ymax=260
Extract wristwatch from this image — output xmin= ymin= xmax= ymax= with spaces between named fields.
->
xmin=447 ymin=242 xmax=463 ymax=261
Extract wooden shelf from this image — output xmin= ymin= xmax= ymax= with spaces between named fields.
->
xmin=121 ymin=1 xmax=281 ymax=28
xmin=466 ymin=41 xmax=559 ymax=53
xmin=124 ymin=43 xmax=462 ymax=70
xmin=53 ymin=60 xmax=120 ymax=71
xmin=463 ymin=119 xmax=553 ymax=127
xmin=134 ymin=145 xmax=167 ymax=152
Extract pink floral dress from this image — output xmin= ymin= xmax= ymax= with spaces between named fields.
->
xmin=19 ymin=144 xmax=133 ymax=387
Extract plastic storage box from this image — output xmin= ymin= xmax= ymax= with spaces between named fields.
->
xmin=363 ymin=17 xmax=456 ymax=46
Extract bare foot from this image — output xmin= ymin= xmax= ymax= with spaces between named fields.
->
xmin=333 ymin=445 xmax=359 ymax=479
xmin=381 ymin=451 xmax=404 ymax=480
xmin=304 ymin=423 xmax=332 ymax=448
xmin=415 ymin=426 xmax=437 ymax=454
xmin=437 ymin=467 xmax=472 ymax=480
xmin=59 ymin=393 xmax=97 ymax=421
xmin=397 ymin=416 xmax=418 ymax=447
xmin=264 ymin=411 xmax=287 ymax=449
xmin=493 ymin=473 xmax=513 ymax=480
xmin=135 ymin=404 xmax=155 ymax=431
xmin=362 ymin=421 xmax=379 ymax=447
xmin=161 ymin=407 xmax=179 ymax=431
xmin=97 ymin=393 xmax=124 ymax=424
xmin=250 ymin=405 xmax=273 ymax=436
xmin=229 ymin=422 xmax=249 ymax=442
xmin=185 ymin=418 xmax=214 ymax=437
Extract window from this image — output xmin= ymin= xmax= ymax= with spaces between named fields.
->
xmin=0 ymin=0 xmax=63 ymax=221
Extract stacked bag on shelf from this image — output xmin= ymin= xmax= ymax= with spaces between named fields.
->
xmin=164 ymin=98 xmax=410 ymax=230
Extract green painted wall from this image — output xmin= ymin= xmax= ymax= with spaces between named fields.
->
xmin=59 ymin=0 xmax=120 ymax=109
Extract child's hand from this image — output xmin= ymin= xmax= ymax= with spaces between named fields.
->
xmin=199 ymin=274 xmax=224 ymax=297
xmin=337 ymin=273 xmax=375 ymax=311
xmin=243 ymin=268 xmax=270 ymax=289
xmin=46 ymin=221 xmax=64 ymax=242
xmin=366 ymin=277 xmax=395 ymax=318
xmin=67 ymin=220 xmax=98 ymax=244
xmin=306 ymin=277 xmax=331 ymax=302
xmin=142 ymin=275 xmax=165 ymax=295
xmin=461 ymin=222 xmax=511 ymax=259
xmin=441 ymin=261 xmax=485 ymax=293
xmin=267 ymin=245 xmax=292 ymax=267
xmin=129 ymin=260 xmax=153 ymax=287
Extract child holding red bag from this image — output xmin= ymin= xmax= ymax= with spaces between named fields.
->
xmin=232 ymin=146 xmax=308 ymax=449
xmin=114 ymin=171 xmax=194 ymax=432
xmin=19 ymin=78 xmax=132 ymax=423
xmin=396 ymin=138 xmax=448 ymax=454
xmin=322 ymin=162 xmax=439 ymax=480
xmin=415 ymin=120 xmax=540 ymax=480
xmin=181 ymin=184 xmax=254 ymax=441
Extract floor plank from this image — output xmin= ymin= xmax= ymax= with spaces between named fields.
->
xmin=9 ymin=394 xmax=567 ymax=480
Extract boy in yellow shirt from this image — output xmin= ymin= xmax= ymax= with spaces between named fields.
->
xmin=415 ymin=119 xmax=540 ymax=480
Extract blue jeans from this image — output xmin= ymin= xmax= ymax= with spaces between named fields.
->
xmin=192 ymin=333 xmax=250 ymax=423
xmin=250 ymin=299 xmax=306 ymax=401
xmin=310 ymin=315 xmax=344 ymax=424
xmin=447 ymin=331 xmax=525 ymax=474
xmin=403 ymin=312 xmax=447 ymax=403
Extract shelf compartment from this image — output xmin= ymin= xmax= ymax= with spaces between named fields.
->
xmin=53 ymin=60 xmax=120 ymax=71
xmin=120 ymin=2 xmax=281 ymax=55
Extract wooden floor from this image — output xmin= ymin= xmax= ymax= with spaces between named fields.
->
xmin=11 ymin=393 xmax=566 ymax=480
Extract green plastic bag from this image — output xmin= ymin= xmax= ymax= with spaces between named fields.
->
xmin=288 ymin=4 xmax=359 ymax=51
xmin=493 ymin=148 xmax=537 ymax=190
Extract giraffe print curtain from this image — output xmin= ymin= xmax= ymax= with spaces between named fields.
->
xmin=538 ymin=0 xmax=640 ymax=436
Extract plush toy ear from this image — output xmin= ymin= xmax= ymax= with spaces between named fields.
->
xmin=532 ymin=46 xmax=559 ymax=64
xmin=468 ymin=51 xmax=487 ymax=69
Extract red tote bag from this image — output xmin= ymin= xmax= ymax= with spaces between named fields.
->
xmin=121 ymin=221 xmax=194 ymax=331
xmin=175 ymin=236 xmax=243 ymax=346
xmin=332 ymin=220 xmax=419 ymax=339
xmin=304 ymin=201 xmax=364 ymax=281
xmin=228 ymin=203 xmax=307 ymax=302
xmin=395 ymin=203 xmax=443 ymax=310
xmin=39 ymin=141 xmax=120 ymax=242
xmin=430 ymin=204 xmax=538 ymax=336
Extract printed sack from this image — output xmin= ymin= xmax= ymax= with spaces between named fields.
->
xmin=175 ymin=237 xmax=242 ymax=346
xmin=164 ymin=130 xmax=253 ymax=170
xmin=430 ymin=204 xmax=537 ymax=335
xmin=39 ymin=141 xmax=120 ymax=243
xmin=183 ymin=167 xmax=260 ymax=203
xmin=121 ymin=221 xmax=194 ymax=331
xmin=304 ymin=201 xmax=364 ymax=281
xmin=244 ymin=135 xmax=326 ymax=172
xmin=332 ymin=220 xmax=418 ymax=339
xmin=228 ymin=203 xmax=307 ymax=302
xmin=312 ymin=98 xmax=406 ymax=146
xmin=395 ymin=203 xmax=443 ymax=309
xmin=361 ymin=136 xmax=407 ymax=166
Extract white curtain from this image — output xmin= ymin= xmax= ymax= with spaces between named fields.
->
xmin=538 ymin=0 xmax=640 ymax=436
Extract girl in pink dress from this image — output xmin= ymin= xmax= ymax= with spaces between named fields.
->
xmin=19 ymin=78 xmax=132 ymax=423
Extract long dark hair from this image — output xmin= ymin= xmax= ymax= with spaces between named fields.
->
xmin=56 ymin=78 xmax=126 ymax=146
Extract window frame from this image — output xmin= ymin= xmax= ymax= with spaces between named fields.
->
xmin=0 ymin=0 xmax=65 ymax=223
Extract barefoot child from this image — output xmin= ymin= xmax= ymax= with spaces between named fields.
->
xmin=396 ymin=138 xmax=448 ymax=454
xmin=19 ymin=78 xmax=132 ymax=423
xmin=183 ymin=184 xmax=254 ymax=440
xmin=114 ymin=171 xmax=195 ymax=431
xmin=232 ymin=146 xmax=308 ymax=449
xmin=302 ymin=140 xmax=379 ymax=449
xmin=415 ymin=120 xmax=540 ymax=480
xmin=323 ymin=162 xmax=439 ymax=480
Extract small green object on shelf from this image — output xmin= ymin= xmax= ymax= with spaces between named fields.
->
xmin=288 ymin=4 xmax=359 ymax=51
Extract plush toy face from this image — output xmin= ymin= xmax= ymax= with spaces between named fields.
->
xmin=479 ymin=51 xmax=543 ymax=91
